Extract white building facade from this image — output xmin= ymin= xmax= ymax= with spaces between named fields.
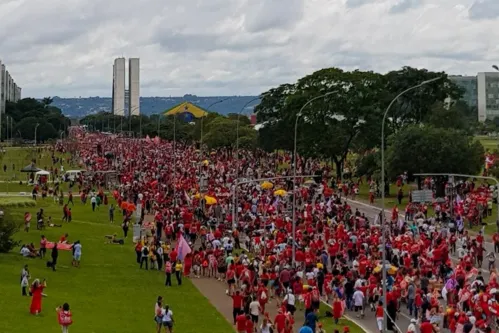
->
xmin=128 ymin=58 xmax=140 ymax=116
xmin=477 ymin=72 xmax=499 ymax=122
xmin=112 ymin=57 xmax=126 ymax=116
xmin=112 ymin=57 xmax=140 ymax=116
xmin=0 ymin=59 xmax=22 ymax=115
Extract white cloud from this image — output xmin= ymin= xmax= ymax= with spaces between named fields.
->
xmin=0 ymin=0 xmax=497 ymax=98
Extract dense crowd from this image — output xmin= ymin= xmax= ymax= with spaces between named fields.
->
xmin=53 ymin=128 xmax=499 ymax=333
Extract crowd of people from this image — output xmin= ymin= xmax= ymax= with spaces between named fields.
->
xmin=42 ymin=128 xmax=499 ymax=333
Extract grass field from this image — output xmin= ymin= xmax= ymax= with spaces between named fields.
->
xmin=477 ymin=135 xmax=499 ymax=152
xmin=0 ymin=146 xmax=80 ymax=193
xmin=0 ymin=198 xmax=233 ymax=333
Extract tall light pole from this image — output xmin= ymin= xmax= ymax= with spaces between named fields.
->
xmin=292 ymin=91 xmax=335 ymax=266
xmin=34 ymin=123 xmax=40 ymax=147
xmin=380 ymin=76 xmax=441 ymax=330
xmin=233 ymin=96 xmax=262 ymax=224
xmin=198 ymin=97 xmax=231 ymax=200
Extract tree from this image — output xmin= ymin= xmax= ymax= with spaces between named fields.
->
xmin=203 ymin=117 xmax=257 ymax=149
xmin=5 ymin=98 xmax=70 ymax=140
xmin=384 ymin=67 xmax=463 ymax=132
xmin=386 ymin=125 xmax=484 ymax=179
xmin=0 ymin=211 xmax=21 ymax=253
xmin=256 ymin=68 xmax=386 ymax=178
xmin=424 ymin=101 xmax=475 ymax=134
xmin=42 ymin=97 xmax=54 ymax=107
xmin=15 ymin=117 xmax=57 ymax=141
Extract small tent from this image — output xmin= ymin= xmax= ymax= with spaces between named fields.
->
xmin=21 ymin=164 xmax=41 ymax=173
xmin=35 ymin=170 xmax=51 ymax=183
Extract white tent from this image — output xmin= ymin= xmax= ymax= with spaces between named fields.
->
xmin=35 ymin=170 xmax=51 ymax=183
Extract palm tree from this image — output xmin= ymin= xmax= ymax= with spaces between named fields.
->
xmin=41 ymin=97 xmax=53 ymax=108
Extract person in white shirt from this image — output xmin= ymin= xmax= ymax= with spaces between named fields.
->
xmin=249 ymin=298 xmax=262 ymax=324
xmin=72 ymin=242 xmax=82 ymax=267
xmin=283 ymin=289 xmax=296 ymax=314
xmin=352 ymin=287 xmax=365 ymax=318
xmin=161 ymin=305 xmax=174 ymax=333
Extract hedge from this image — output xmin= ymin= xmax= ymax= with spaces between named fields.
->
xmin=0 ymin=197 xmax=37 ymax=208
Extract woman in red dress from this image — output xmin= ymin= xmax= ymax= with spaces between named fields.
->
xmin=30 ymin=279 xmax=46 ymax=315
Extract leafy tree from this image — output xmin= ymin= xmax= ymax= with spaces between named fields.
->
xmin=0 ymin=211 xmax=21 ymax=253
xmin=424 ymin=101 xmax=475 ymax=134
xmin=203 ymin=117 xmax=257 ymax=149
xmin=384 ymin=67 xmax=463 ymax=132
xmin=386 ymin=125 xmax=484 ymax=179
xmin=355 ymin=151 xmax=381 ymax=179
xmin=5 ymin=98 xmax=70 ymax=140
xmin=15 ymin=117 xmax=57 ymax=141
xmin=256 ymin=68 xmax=386 ymax=178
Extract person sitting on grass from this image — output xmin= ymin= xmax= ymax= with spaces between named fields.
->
xmin=20 ymin=244 xmax=37 ymax=258
xmin=104 ymin=234 xmax=124 ymax=245
xmin=47 ymin=217 xmax=63 ymax=228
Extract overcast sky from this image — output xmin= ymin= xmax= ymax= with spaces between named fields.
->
xmin=0 ymin=0 xmax=498 ymax=98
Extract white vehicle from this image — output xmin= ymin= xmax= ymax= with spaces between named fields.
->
xmin=64 ymin=170 xmax=85 ymax=182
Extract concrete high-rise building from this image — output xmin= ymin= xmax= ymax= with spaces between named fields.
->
xmin=478 ymin=72 xmax=499 ymax=122
xmin=0 ymin=60 xmax=21 ymax=115
xmin=112 ymin=57 xmax=126 ymax=116
xmin=128 ymin=58 xmax=140 ymax=116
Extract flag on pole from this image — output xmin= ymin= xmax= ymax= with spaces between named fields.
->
xmin=175 ymin=235 xmax=192 ymax=261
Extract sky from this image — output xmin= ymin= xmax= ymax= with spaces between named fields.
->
xmin=0 ymin=0 xmax=498 ymax=98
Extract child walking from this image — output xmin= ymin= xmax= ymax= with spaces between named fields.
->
xmin=57 ymin=303 xmax=73 ymax=333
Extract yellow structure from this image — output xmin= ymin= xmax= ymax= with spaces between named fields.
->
xmin=163 ymin=102 xmax=208 ymax=119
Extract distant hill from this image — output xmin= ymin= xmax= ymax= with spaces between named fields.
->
xmin=49 ymin=95 xmax=261 ymax=118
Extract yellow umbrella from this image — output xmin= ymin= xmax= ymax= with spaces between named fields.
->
xmin=202 ymin=160 xmax=209 ymax=166
xmin=204 ymin=196 xmax=217 ymax=205
xmin=261 ymin=181 xmax=273 ymax=190
xmin=274 ymin=189 xmax=287 ymax=197
xmin=373 ymin=264 xmax=398 ymax=275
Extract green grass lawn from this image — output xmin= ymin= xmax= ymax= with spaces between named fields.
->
xmin=0 ymin=198 xmax=233 ymax=333
xmin=477 ymin=135 xmax=499 ymax=152
xmin=0 ymin=147 xmax=81 ymax=193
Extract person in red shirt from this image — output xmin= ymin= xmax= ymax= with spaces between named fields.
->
xmin=375 ymin=301 xmax=384 ymax=333
xmin=419 ymin=318 xmax=434 ymax=333
xmin=274 ymin=309 xmax=286 ymax=333
xmin=245 ymin=315 xmax=254 ymax=333
xmin=232 ymin=291 xmax=243 ymax=325
xmin=235 ymin=312 xmax=247 ymax=333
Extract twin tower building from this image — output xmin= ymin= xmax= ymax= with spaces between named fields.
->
xmin=112 ymin=57 xmax=140 ymax=116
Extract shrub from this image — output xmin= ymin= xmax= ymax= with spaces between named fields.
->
xmin=0 ymin=197 xmax=36 ymax=208
xmin=0 ymin=210 xmax=21 ymax=253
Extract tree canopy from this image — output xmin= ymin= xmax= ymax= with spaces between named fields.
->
xmin=386 ymin=125 xmax=484 ymax=178
xmin=255 ymin=66 xmax=463 ymax=178
xmin=5 ymin=97 xmax=70 ymax=141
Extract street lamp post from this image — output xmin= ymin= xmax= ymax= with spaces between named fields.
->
xmin=380 ymin=76 xmax=442 ymax=330
xmin=292 ymin=91 xmax=335 ymax=266
xmin=34 ymin=123 xmax=40 ymax=147
xmin=233 ymin=96 xmax=262 ymax=226
xmin=198 ymin=97 xmax=231 ymax=203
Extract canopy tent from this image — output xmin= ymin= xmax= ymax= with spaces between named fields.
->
xmin=35 ymin=170 xmax=51 ymax=183
xmin=163 ymin=102 xmax=209 ymax=120
xmin=21 ymin=164 xmax=41 ymax=173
